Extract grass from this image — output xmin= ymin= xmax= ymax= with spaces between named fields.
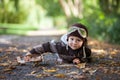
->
xmin=0 ymin=23 xmax=38 ymax=35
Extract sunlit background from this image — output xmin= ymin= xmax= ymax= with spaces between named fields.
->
xmin=0 ymin=0 xmax=120 ymax=44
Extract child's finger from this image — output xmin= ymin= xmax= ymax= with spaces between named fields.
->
xmin=30 ymin=56 xmax=42 ymax=62
xmin=24 ymin=56 xmax=31 ymax=62
xmin=73 ymin=58 xmax=80 ymax=64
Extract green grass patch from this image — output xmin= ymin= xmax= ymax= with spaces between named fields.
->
xmin=0 ymin=23 xmax=38 ymax=35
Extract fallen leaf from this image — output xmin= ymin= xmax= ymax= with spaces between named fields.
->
xmin=0 ymin=63 xmax=9 ymax=67
xmin=8 ymin=66 xmax=16 ymax=69
xmin=110 ymin=49 xmax=118 ymax=55
xmin=54 ymin=74 xmax=66 ymax=78
xmin=44 ymin=69 xmax=57 ymax=73
xmin=82 ymin=68 xmax=97 ymax=75
xmin=22 ymin=49 xmax=27 ymax=52
xmin=96 ymin=76 xmax=102 ymax=80
xmin=67 ymin=71 xmax=79 ymax=75
xmin=71 ymin=75 xmax=86 ymax=79
xmin=0 ymin=48 xmax=2 ymax=52
xmin=36 ymin=74 xmax=42 ymax=78
xmin=11 ymin=61 xmax=19 ymax=66
xmin=3 ymin=66 xmax=16 ymax=72
xmin=92 ymin=49 xmax=106 ymax=55
xmin=76 ymin=63 xmax=86 ymax=68
xmin=0 ymin=55 xmax=8 ymax=61
xmin=3 ymin=68 xmax=13 ymax=72
xmin=31 ymin=71 xmax=37 ymax=74
xmin=0 ymin=76 xmax=6 ymax=79
xmin=89 ymin=69 xmax=97 ymax=75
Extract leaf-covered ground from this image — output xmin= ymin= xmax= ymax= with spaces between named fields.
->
xmin=0 ymin=35 xmax=120 ymax=80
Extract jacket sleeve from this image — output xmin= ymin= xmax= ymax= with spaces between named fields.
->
xmin=80 ymin=47 xmax=91 ymax=63
xmin=29 ymin=42 xmax=52 ymax=54
xmin=60 ymin=55 xmax=75 ymax=63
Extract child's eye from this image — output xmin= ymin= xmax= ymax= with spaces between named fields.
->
xmin=77 ymin=39 xmax=82 ymax=42
xmin=70 ymin=38 xmax=74 ymax=41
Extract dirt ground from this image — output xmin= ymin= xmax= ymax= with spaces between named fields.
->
xmin=0 ymin=35 xmax=120 ymax=80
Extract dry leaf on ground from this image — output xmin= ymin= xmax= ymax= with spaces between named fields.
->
xmin=76 ymin=63 xmax=86 ymax=68
xmin=0 ymin=63 xmax=9 ymax=67
xmin=54 ymin=74 xmax=66 ymax=78
xmin=44 ymin=69 xmax=57 ymax=73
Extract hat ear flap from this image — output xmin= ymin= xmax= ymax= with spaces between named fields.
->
xmin=82 ymin=39 xmax=87 ymax=46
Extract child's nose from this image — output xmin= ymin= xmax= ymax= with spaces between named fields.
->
xmin=73 ymin=40 xmax=77 ymax=44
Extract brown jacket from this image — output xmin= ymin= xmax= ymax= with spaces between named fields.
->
xmin=29 ymin=41 xmax=91 ymax=63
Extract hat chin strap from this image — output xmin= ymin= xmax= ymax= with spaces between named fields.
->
xmin=83 ymin=46 xmax=86 ymax=58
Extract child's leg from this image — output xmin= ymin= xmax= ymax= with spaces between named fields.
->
xmin=41 ymin=52 xmax=59 ymax=64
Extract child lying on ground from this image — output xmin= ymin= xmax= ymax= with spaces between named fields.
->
xmin=18 ymin=23 xmax=91 ymax=64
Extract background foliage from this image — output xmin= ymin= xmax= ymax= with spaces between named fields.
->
xmin=0 ymin=0 xmax=120 ymax=44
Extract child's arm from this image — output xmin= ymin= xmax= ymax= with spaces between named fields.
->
xmin=74 ymin=47 xmax=91 ymax=63
xmin=27 ymin=42 xmax=52 ymax=55
xmin=81 ymin=47 xmax=91 ymax=63
xmin=23 ymin=42 xmax=51 ymax=62
xmin=17 ymin=52 xmax=42 ymax=64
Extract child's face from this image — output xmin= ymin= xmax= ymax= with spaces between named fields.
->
xmin=67 ymin=36 xmax=83 ymax=50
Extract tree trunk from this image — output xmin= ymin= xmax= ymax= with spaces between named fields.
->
xmin=59 ymin=0 xmax=83 ymax=18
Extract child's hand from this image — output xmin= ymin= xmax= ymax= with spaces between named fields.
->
xmin=73 ymin=58 xmax=81 ymax=64
xmin=24 ymin=52 xmax=42 ymax=62
xmin=24 ymin=52 xmax=32 ymax=62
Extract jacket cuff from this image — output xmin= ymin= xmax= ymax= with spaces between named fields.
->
xmin=30 ymin=49 xmax=38 ymax=54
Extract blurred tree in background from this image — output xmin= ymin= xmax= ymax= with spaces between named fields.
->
xmin=0 ymin=0 xmax=28 ymax=23
xmin=99 ymin=0 xmax=120 ymax=43
xmin=76 ymin=0 xmax=120 ymax=44
xmin=0 ymin=0 xmax=120 ymax=44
